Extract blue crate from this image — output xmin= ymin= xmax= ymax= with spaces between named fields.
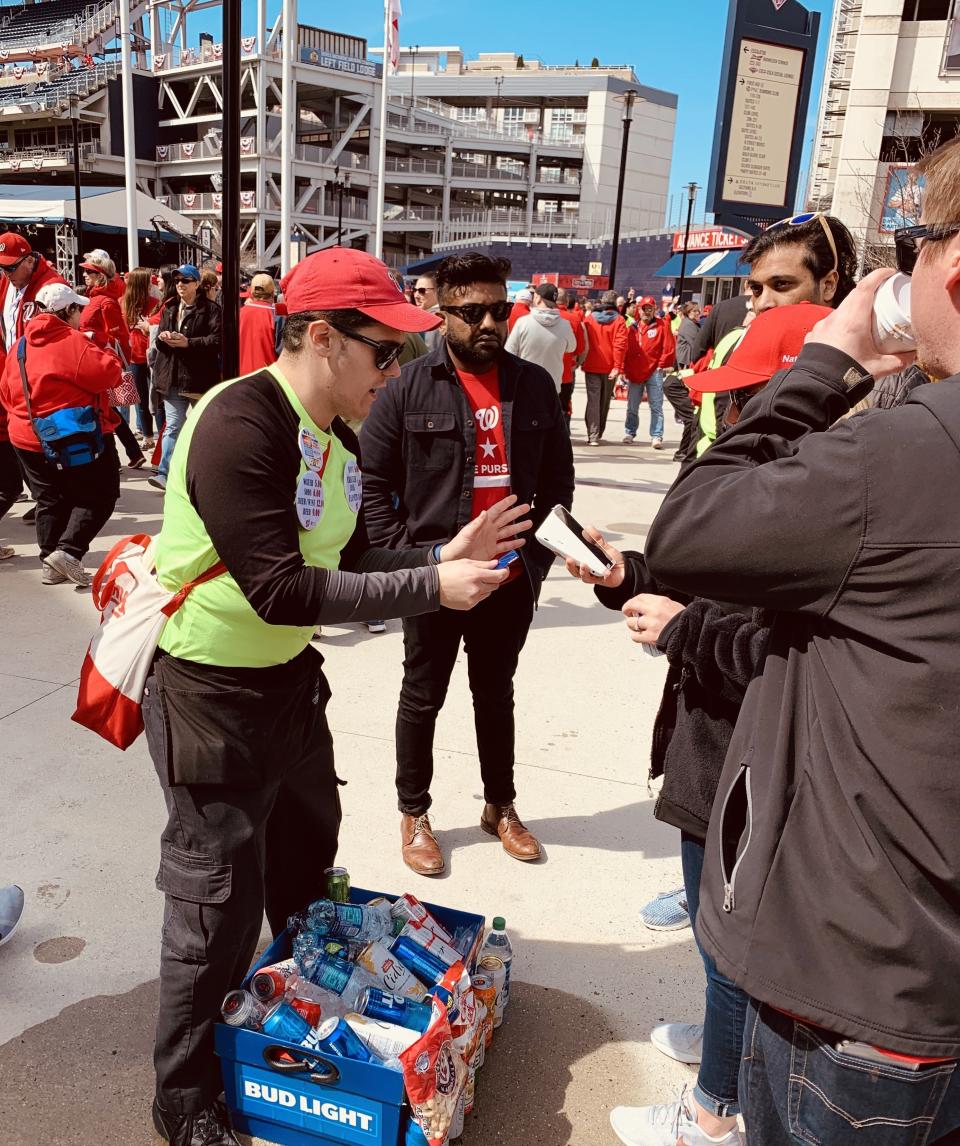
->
xmin=216 ymin=888 xmax=485 ymax=1146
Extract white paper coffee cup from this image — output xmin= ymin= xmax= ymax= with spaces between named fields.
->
xmin=872 ymin=273 xmax=916 ymax=355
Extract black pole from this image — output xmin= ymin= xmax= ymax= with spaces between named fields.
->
xmin=70 ymin=102 xmax=83 ymax=282
xmin=221 ymin=0 xmax=240 ymax=380
xmin=676 ymin=186 xmax=696 ymax=306
xmin=607 ymin=90 xmax=634 ymax=292
xmin=336 ymin=170 xmax=343 ymax=246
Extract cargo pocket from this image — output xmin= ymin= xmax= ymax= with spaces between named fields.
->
xmin=156 ymin=842 xmax=232 ymax=963
xmin=403 ymin=412 xmax=458 ymax=471
xmin=717 ymin=764 xmax=753 ymax=914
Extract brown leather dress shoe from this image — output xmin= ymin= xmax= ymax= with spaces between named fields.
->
xmin=480 ymin=803 xmax=542 ymax=862
xmin=401 ymin=813 xmax=445 ymax=876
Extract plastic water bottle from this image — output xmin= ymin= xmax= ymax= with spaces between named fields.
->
xmin=479 ymin=917 xmax=513 ymax=1008
xmin=299 ymin=950 xmax=379 ymax=1010
xmin=302 ymin=898 xmax=392 ymax=942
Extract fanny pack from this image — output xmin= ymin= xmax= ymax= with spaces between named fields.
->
xmin=18 ymin=336 xmax=104 ymax=469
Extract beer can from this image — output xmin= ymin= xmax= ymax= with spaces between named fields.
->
xmin=250 ymin=959 xmax=299 ymax=1002
xmin=356 ymin=986 xmax=432 ymax=1033
xmin=463 ymin=1064 xmax=475 ymax=1115
xmin=290 ymin=997 xmax=324 ymax=1027
xmin=357 ymin=940 xmax=429 ymax=1002
xmin=315 ymin=1015 xmax=375 ymax=1062
xmin=390 ymin=934 xmax=450 ymax=986
xmin=471 ymin=975 xmax=496 ymax=1049
xmin=399 ymin=920 xmax=461 ymax=968
xmin=324 ymin=866 xmax=350 ymax=903
xmin=221 ymin=989 xmax=269 ymax=1030
xmin=478 ymin=954 xmax=506 ymax=1028
xmin=262 ymin=1001 xmax=316 ymax=1046
xmin=449 ymin=1089 xmax=465 ymax=1141
xmin=346 ymin=1012 xmax=421 ymax=1059
xmin=389 ymin=892 xmax=455 ymax=944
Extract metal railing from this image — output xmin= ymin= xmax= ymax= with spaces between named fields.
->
xmin=0 ymin=0 xmax=116 ymax=51
xmin=451 ymin=159 xmax=526 ymax=181
xmin=384 ymin=154 xmax=444 ymax=176
xmin=0 ymin=140 xmax=97 ymax=166
xmin=389 ymin=95 xmax=585 ymax=151
xmin=0 ymin=61 xmax=119 ymax=111
xmin=158 ymin=192 xmax=259 ymax=212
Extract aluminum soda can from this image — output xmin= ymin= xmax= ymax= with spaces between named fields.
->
xmin=324 ymin=866 xmax=350 ymax=903
xmin=389 ymin=934 xmax=451 ymax=986
xmin=356 ymin=986 xmax=432 ymax=1033
xmin=388 ymin=892 xmax=455 ymax=944
xmin=315 ymin=1015 xmax=375 ymax=1062
xmin=250 ymin=959 xmax=299 ymax=1003
xmin=357 ymin=940 xmax=429 ymax=1001
xmin=290 ymin=997 xmax=324 ymax=1027
xmin=478 ymin=954 xmax=506 ymax=1028
xmin=345 ymin=1012 xmax=421 ymax=1058
xmin=471 ymin=975 xmax=496 ymax=1049
xmin=464 ymin=1063 xmax=475 ymax=1115
xmin=399 ymin=920 xmax=462 ymax=968
xmin=221 ymin=989 xmax=269 ymax=1030
xmin=261 ymin=1001 xmax=317 ymax=1046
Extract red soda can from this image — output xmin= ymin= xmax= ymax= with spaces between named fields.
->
xmin=290 ymin=997 xmax=323 ymax=1027
xmin=251 ymin=959 xmax=299 ymax=1003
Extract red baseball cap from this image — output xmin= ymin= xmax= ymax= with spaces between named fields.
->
xmin=0 ymin=232 xmax=32 ymax=267
xmin=639 ymin=295 xmax=657 ymax=308
xmin=696 ymin=302 xmax=832 ymax=392
xmin=281 ymin=249 xmax=441 ymax=333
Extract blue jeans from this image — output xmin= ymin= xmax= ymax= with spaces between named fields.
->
xmin=624 ymin=370 xmax=665 ymax=439
xmin=130 ymin=362 xmax=154 ymax=438
xmin=740 ymin=1000 xmax=960 ymax=1145
xmin=158 ymin=393 xmax=190 ymax=479
xmin=682 ymin=831 xmax=750 ymax=1117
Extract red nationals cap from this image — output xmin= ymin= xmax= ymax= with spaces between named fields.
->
xmin=696 ymin=302 xmax=833 ymax=392
xmin=281 ymin=248 xmax=441 ymax=333
xmin=639 ymin=295 xmax=657 ymax=308
xmin=0 ymin=232 xmax=32 ymax=266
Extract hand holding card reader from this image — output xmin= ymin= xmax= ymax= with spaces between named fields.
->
xmin=534 ymin=506 xmax=615 ymax=578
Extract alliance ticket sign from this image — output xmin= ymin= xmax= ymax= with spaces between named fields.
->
xmin=722 ymin=38 xmax=804 ymax=208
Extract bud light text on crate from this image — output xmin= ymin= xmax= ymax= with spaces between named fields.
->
xmin=242 ymin=1078 xmax=378 ymax=1134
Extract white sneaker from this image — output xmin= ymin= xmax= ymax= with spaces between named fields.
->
xmin=651 ymin=1022 xmax=704 ymax=1064
xmin=0 ymin=543 xmax=13 ymax=560
xmin=43 ymin=549 xmax=91 ymax=587
xmin=365 ymin=620 xmax=387 ymax=633
xmin=610 ymin=1087 xmax=743 ymax=1146
xmin=622 ymin=435 xmax=635 ymax=444
xmin=651 ymin=437 xmax=664 ymax=450
xmin=41 ymin=563 xmax=68 ymax=585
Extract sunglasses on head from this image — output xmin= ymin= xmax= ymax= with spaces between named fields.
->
xmin=767 ymin=211 xmax=839 ymax=276
xmin=329 ymin=323 xmax=404 ymax=371
xmin=894 ymin=223 xmax=960 ymax=275
xmin=440 ymin=301 xmax=512 ymax=326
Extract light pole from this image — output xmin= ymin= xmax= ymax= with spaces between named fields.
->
xmin=407 ymin=44 xmax=418 ymax=125
xmin=676 ymin=181 xmax=699 ymax=307
xmin=69 ymin=95 xmax=84 ymax=281
xmin=607 ymin=89 xmax=636 ymax=292
xmin=221 ymin=0 xmax=240 ymax=381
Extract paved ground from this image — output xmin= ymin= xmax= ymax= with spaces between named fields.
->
xmin=0 ymin=397 xmax=704 ymax=1145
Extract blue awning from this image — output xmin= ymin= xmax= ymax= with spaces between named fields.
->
xmin=654 ymin=249 xmax=748 ymax=279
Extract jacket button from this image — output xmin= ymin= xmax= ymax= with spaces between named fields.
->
xmin=466 ymin=420 xmax=474 ymax=428
xmin=426 ymin=420 xmax=434 ymax=428
xmin=462 ymin=490 xmax=470 ymax=499
xmin=532 ymin=420 xmax=539 ymax=427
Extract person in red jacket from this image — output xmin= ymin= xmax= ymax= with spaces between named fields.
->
xmin=558 ymin=288 xmax=589 ymax=431
xmin=79 ymin=252 xmax=145 ymax=469
xmin=0 ymin=281 xmax=121 ymax=586
xmin=122 ymin=267 xmax=160 ymax=449
xmin=0 ymin=401 xmax=20 ymax=559
xmin=238 ymin=272 xmax=281 ymax=374
xmin=507 ymin=288 xmax=532 ymax=332
xmin=582 ymin=290 xmax=628 ymax=445
xmin=0 ymin=232 xmax=66 ymax=379
xmin=621 ymin=295 xmax=676 ymax=449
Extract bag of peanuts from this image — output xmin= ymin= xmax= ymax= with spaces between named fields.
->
xmin=400 ymin=999 xmax=467 ymax=1146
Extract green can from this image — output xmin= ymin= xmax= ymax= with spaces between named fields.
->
xmin=324 ymin=866 xmax=350 ymax=903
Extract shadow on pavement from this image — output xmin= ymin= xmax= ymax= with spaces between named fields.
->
xmin=0 ymin=937 xmax=697 ymax=1146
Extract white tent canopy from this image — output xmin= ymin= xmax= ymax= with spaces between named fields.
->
xmin=0 ymin=183 xmax=194 ymax=239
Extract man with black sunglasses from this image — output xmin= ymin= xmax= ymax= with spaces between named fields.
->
xmin=0 ymin=231 xmax=65 ymax=379
xmin=644 ymin=138 xmax=960 ymax=1145
xmin=414 ymin=270 xmax=443 ymax=353
xmin=361 ymin=252 xmax=575 ymax=876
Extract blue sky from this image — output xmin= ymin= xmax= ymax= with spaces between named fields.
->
xmin=212 ymin=0 xmax=837 ymax=224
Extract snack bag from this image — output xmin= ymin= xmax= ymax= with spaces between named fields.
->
xmin=399 ymin=1000 xmax=466 ymax=1146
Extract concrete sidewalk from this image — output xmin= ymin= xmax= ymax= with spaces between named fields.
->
xmin=0 ymin=399 xmax=704 ymax=1145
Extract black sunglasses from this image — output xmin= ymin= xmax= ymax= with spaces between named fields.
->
xmin=329 ymin=323 xmax=404 ymax=371
xmin=413 ymin=286 xmax=432 ymax=295
xmin=0 ymin=255 xmax=30 ymax=275
xmin=440 ymin=301 xmax=512 ymax=325
xmin=894 ymin=223 xmax=960 ymax=275
xmin=730 ymin=382 xmax=766 ymax=413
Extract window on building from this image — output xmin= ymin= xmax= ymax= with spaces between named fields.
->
xmin=902 ymin=0 xmax=951 ymax=18
xmin=537 ymin=200 xmax=558 ymax=214
xmin=881 ymin=110 xmax=960 ymax=161
xmin=454 ymin=105 xmax=482 ymax=122
xmin=502 ymin=106 xmax=526 ymax=124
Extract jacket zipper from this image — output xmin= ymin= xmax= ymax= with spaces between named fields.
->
xmin=717 ymin=765 xmax=753 ymax=913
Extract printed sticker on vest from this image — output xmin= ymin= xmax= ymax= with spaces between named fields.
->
xmin=296 ymin=470 xmax=325 ymax=529
xmin=299 ymin=427 xmax=330 ymax=475
xmin=344 ymin=459 xmax=362 ymax=514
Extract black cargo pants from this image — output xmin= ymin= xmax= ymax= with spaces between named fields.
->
xmin=143 ymin=645 xmax=342 ymax=1115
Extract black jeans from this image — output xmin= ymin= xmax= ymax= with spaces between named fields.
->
xmin=560 ymin=381 xmax=574 ymax=431
xmin=663 ymin=373 xmax=699 ymax=459
xmin=396 ymin=574 xmax=535 ymax=815
xmin=143 ymin=646 xmax=341 ymax=1114
xmin=112 ymin=407 xmax=143 ymax=463
xmin=16 ymin=435 xmax=119 ymax=560
xmin=740 ymin=1001 xmax=960 ymax=1145
xmin=0 ymin=438 xmax=23 ymax=521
